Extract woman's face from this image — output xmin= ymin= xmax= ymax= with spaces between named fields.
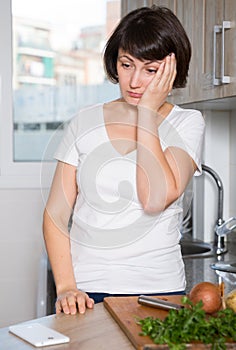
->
xmin=116 ymin=49 xmax=164 ymax=105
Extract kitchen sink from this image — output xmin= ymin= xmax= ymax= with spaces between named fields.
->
xmin=180 ymin=240 xmax=215 ymax=259
xmin=211 ymin=260 xmax=236 ymax=273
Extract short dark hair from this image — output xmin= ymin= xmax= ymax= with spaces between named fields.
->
xmin=103 ymin=5 xmax=191 ymax=88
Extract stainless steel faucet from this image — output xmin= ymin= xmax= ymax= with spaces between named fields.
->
xmin=215 ymin=217 xmax=236 ymax=237
xmin=202 ymin=164 xmax=227 ymax=255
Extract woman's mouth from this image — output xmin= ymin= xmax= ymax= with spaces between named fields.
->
xmin=128 ymin=91 xmax=143 ymax=99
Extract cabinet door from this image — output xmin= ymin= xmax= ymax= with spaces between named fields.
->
xmin=179 ymin=0 xmax=236 ymax=103
xmin=122 ymin=1 xmax=153 ymax=16
xmin=152 ymin=0 xmax=176 ymax=11
xmin=223 ymin=0 xmax=236 ymax=97
xmin=171 ymin=0 xmax=193 ymax=104
xmin=170 ymin=0 xmax=236 ymax=104
xmin=190 ymin=0 xmax=236 ymax=102
xmin=152 ymin=0 xmax=192 ymax=104
xmin=191 ymin=0 xmax=227 ymax=102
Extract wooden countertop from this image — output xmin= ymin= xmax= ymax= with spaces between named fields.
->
xmin=2 ymin=293 xmax=236 ymax=349
xmin=0 ymin=302 xmax=135 ymax=350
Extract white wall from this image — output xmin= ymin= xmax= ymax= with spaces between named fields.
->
xmin=194 ymin=109 xmax=236 ymax=243
xmin=0 ymin=189 xmax=47 ymax=327
xmin=203 ymin=110 xmax=230 ymax=242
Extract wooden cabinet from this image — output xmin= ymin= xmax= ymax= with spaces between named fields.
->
xmin=187 ymin=0 xmax=225 ymax=102
xmin=222 ymin=0 xmax=236 ymax=98
xmin=152 ymin=0 xmax=236 ymax=104
xmin=121 ymin=0 xmax=152 ymax=14
xmin=187 ymin=0 xmax=236 ymax=103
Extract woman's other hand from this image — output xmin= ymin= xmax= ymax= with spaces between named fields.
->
xmin=56 ymin=289 xmax=94 ymax=315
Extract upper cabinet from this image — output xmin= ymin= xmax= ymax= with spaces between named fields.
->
xmin=222 ymin=0 xmax=236 ymax=99
xmin=152 ymin=0 xmax=236 ymax=104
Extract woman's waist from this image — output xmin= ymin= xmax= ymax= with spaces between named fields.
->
xmin=71 ymin=239 xmax=182 ymax=264
xmin=71 ymin=203 xmax=182 ymax=247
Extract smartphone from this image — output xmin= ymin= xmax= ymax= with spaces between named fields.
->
xmin=9 ymin=322 xmax=70 ymax=347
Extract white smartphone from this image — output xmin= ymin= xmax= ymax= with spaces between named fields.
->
xmin=9 ymin=322 xmax=70 ymax=347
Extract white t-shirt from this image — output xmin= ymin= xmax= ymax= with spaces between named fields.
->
xmin=54 ymin=103 xmax=205 ymax=294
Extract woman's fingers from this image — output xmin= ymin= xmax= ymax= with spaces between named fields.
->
xmin=55 ymin=290 xmax=94 ymax=315
xmin=85 ymin=294 xmax=95 ymax=309
xmin=75 ymin=293 xmax=94 ymax=313
xmin=158 ymin=53 xmax=176 ymax=89
xmin=67 ymin=294 xmax=77 ymax=314
xmin=55 ymin=299 xmax=62 ymax=314
xmin=148 ymin=54 xmax=176 ymax=92
xmin=150 ymin=61 xmax=165 ymax=87
xmin=138 ymin=53 xmax=177 ymax=111
xmin=168 ymin=53 xmax=177 ymax=86
xmin=56 ymin=293 xmax=75 ymax=315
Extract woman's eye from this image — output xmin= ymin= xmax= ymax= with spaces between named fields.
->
xmin=121 ymin=63 xmax=131 ymax=69
xmin=147 ymin=68 xmax=157 ymax=74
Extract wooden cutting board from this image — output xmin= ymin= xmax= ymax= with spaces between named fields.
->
xmin=104 ymin=295 xmax=235 ymax=349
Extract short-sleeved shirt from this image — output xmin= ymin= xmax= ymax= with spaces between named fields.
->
xmin=54 ymin=103 xmax=205 ymax=294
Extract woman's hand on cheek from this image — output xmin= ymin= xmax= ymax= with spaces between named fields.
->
xmin=138 ymin=53 xmax=177 ymax=112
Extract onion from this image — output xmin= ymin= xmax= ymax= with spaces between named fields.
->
xmin=189 ymin=281 xmax=222 ymax=314
xmin=225 ymin=289 xmax=236 ymax=312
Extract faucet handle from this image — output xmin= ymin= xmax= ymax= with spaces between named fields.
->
xmin=215 ymin=217 xmax=236 ymax=236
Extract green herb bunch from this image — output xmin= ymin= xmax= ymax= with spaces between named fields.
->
xmin=137 ymin=296 xmax=236 ymax=350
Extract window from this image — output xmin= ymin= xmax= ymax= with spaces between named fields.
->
xmin=0 ymin=0 xmax=121 ymax=187
xmin=12 ymin=0 xmax=121 ymax=162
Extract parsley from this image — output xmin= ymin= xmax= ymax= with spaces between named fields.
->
xmin=137 ymin=296 xmax=236 ymax=350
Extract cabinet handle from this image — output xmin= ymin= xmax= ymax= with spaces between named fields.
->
xmin=213 ymin=21 xmax=231 ymax=86
xmin=213 ymin=24 xmax=222 ymax=86
xmin=221 ymin=21 xmax=231 ymax=84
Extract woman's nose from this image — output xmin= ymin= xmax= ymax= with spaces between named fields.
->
xmin=129 ymin=70 xmax=142 ymax=88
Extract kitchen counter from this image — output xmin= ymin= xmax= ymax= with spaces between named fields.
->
xmin=0 ymin=302 xmax=136 ymax=350
xmin=1 ymin=240 xmax=235 ymax=349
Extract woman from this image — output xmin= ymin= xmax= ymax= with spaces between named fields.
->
xmin=43 ymin=5 xmax=205 ymax=315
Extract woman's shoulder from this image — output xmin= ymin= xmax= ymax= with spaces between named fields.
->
xmin=168 ymin=105 xmax=205 ymax=126
xmin=71 ymin=103 xmax=104 ymax=122
xmin=66 ymin=103 xmax=104 ymax=131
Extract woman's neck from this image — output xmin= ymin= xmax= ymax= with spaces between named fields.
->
xmin=104 ymin=99 xmax=174 ymax=124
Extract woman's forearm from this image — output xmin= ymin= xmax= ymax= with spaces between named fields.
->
xmin=136 ymin=107 xmax=178 ymax=214
xmin=43 ymin=210 xmax=77 ymax=294
xmin=43 ymin=209 xmax=95 ymax=315
xmin=43 ymin=161 xmax=78 ymax=294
